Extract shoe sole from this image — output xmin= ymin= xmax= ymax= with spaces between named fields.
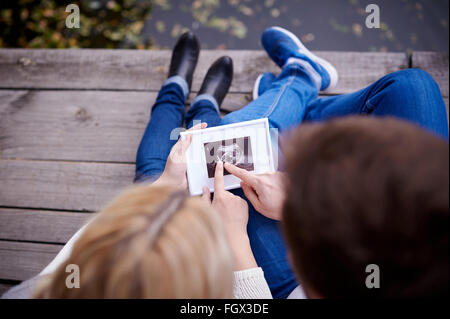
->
xmin=252 ymin=74 xmax=264 ymax=100
xmin=270 ymin=26 xmax=339 ymax=92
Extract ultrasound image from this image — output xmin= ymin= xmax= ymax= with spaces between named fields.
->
xmin=204 ymin=136 xmax=254 ymax=178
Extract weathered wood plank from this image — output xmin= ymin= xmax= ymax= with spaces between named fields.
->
xmin=0 ymin=90 xmax=151 ymax=163
xmin=0 ymin=90 xmax=250 ymax=162
xmin=0 ymin=49 xmax=408 ymax=94
xmin=0 ymin=208 xmax=91 ymax=244
xmin=412 ymin=52 xmax=449 ymax=97
xmin=0 ymin=159 xmax=134 ymax=211
xmin=0 ymin=241 xmax=61 ymax=281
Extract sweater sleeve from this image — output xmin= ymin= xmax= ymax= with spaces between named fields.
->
xmin=232 ymin=267 xmax=273 ymax=299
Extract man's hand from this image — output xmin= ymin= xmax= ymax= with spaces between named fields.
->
xmin=202 ymin=161 xmax=257 ymax=271
xmin=154 ymin=122 xmax=207 ymax=189
xmin=223 ymin=163 xmax=286 ymax=221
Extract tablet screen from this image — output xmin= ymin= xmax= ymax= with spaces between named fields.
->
xmin=204 ymin=136 xmax=254 ymax=178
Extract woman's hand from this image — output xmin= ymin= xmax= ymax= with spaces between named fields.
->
xmin=154 ymin=122 xmax=207 ymax=189
xmin=202 ymin=161 xmax=257 ymax=271
xmin=204 ymin=161 xmax=249 ymax=235
xmin=223 ymin=163 xmax=286 ymax=221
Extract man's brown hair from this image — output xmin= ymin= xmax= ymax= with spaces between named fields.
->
xmin=283 ymin=116 xmax=449 ymax=298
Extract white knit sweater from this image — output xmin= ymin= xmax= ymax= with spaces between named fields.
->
xmin=233 ymin=267 xmax=306 ymax=299
xmin=233 ymin=267 xmax=273 ymax=299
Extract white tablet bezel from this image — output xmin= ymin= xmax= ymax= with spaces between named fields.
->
xmin=181 ymin=118 xmax=275 ymax=196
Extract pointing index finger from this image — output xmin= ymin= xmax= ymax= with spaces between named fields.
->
xmin=223 ymin=162 xmax=258 ymax=188
xmin=214 ymin=161 xmax=225 ymax=195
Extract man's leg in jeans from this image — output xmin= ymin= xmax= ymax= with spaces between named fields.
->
xmin=135 ymin=76 xmax=188 ymax=183
xmin=305 ymin=69 xmax=449 ymax=140
xmin=221 ymin=63 xmax=320 ymax=299
xmin=222 ymin=64 xmax=318 ymax=130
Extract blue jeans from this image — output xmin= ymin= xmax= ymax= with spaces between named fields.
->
xmin=135 ymin=66 xmax=448 ymax=298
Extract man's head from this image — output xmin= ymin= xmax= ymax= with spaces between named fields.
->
xmin=283 ymin=116 xmax=449 ymax=298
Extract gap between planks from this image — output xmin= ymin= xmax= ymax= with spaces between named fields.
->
xmin=0 ymin=49 xmax=409 ymax=94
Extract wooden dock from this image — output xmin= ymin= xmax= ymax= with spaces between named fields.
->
xmin=0 ymin=49 xmax=448 ymax=294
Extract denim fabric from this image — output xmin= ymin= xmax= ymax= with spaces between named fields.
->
xmin=135 ymin=79 xmax=221 ymax=183
xmin=255 ymin=72 xmax=277 ymax=98
xmin=305 ymin=68 xmax=449 ymax=140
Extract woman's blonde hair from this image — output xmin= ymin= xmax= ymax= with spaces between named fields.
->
xmin=34 ymin=184 xmax=233 ymax=298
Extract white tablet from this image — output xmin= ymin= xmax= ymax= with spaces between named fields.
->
xmin=180 ymin=118 xmax=275 ymax=196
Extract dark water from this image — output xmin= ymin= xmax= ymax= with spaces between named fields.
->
xmin=143 ymin=0 xmax=449 ymax=52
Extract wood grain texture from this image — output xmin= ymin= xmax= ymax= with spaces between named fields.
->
xmin=412 ymin=51 xmax=449 ymax=97
xmin=0 ymin=49 xmax=408 ymax=94
xmin=0 ymin=90 xmax=250 ymax=162
xmin=0 ymin=159 xmax=134 ymax=211
xmin=0 ymin=208 xmax=91 ymax=244
xmin=0 ymin=241 xmax=61 ymax=281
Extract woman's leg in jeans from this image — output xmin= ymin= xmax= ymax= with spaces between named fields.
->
xmin=136 ymin=76 xmax=224 ymax=183
xmin=305 ymin=68 xmax=449 ymax=140
xmin=186 ymin=94 xmax=222 ymax=129
xmin=221 ymin=63 xmax=320 ymax=299
xmin=135 ymin=77 xmax=188 ymax=183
